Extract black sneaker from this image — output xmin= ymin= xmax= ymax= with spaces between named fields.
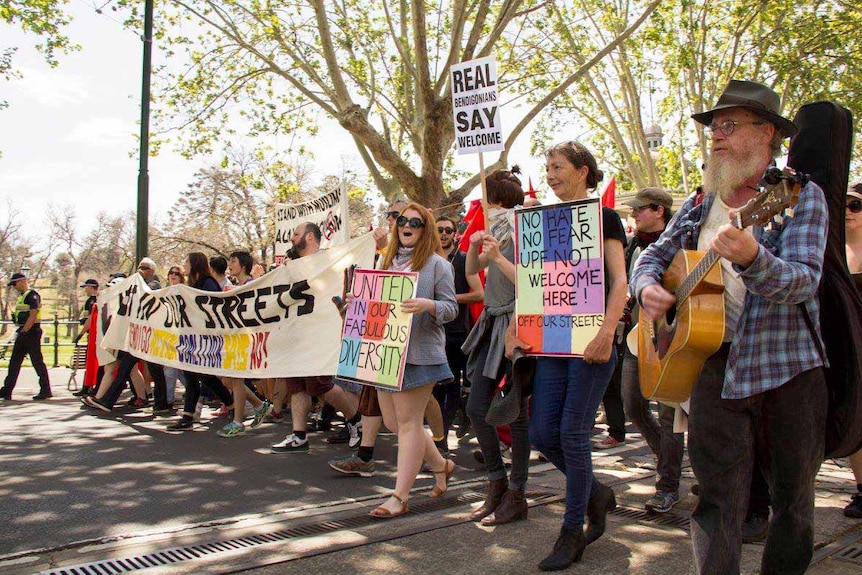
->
xmin=326 ymin=426 xmax=350 ymax=444
xmin=166 ymin=419 xmax=194 ymax=432
xmin=32 ymin=392 xmax=53 ymax=400
xmin=844 ymin=493 xmax=862 ymax=518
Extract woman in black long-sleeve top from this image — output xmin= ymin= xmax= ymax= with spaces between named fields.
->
xmin=167 ymin=252 xmax=235 ymax=431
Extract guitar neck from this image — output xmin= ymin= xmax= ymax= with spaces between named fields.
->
xmin=675 ymin=249 xmax=720 ymax=304
xmin=674 ymin=209 xmax=745 ymax=304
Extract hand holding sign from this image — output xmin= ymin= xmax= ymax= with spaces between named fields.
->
xmin=332 ymin=265 xmax=357 ymax=320
xmin=401 ymin=298 xmax=435 ymax=315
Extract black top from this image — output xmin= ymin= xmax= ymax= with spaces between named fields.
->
xmin=193 ymin=276 xmax=221 ymax=292
xmin=602 ymin=207 xmax=626 ymax=297
xmin=80 ymin=295 xmax=97 ymax=325
xmin=445 ymin=248 xmax=472 ymax=335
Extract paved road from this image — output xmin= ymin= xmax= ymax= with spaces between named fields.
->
xmin=1 ymin=368 xmax=860 ymax=575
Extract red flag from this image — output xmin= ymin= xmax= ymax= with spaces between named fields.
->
xmin=526 ymin=177 xmax=537 ymax=199
xmin=459 ymin=199 xmax=486 ymax=323
xmin=458 ymin=199 xmax=484 ymax=252
xmin=601 ymin=177 xmax=616 ymax=208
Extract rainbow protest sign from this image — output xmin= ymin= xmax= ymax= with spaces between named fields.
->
xmin=514 ymin=198 xmax=605 ymax=356
xmin=337 ymin=268 xmax=418 ymax=390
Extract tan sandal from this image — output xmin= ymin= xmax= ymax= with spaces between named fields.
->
xmin=429 ymin=459 xmax=455 ymax=498
xmin=370 ymin=493 xmax=409 ymax=518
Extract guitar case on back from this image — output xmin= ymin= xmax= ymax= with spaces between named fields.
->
xmin=787 ymin=101 xmax=862 ymax=459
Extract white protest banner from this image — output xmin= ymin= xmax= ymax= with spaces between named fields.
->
xmin=274 ymin=184 xmax=350 ymax=264
xmin=336 ymin=268 xmax=418 ymax=391
xmin=514 ymin=198 xmax=606 ymax=356
xmin=94 ymin=282 xmax=123 ymax=365
xmin=451 ymin=56 xmax=503 ymax=155
xmin=101 ymin=234 xmax=376 ymax=378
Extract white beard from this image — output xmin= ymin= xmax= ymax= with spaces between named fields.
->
xmin=703 ymin=150 xmax=767 ymax=201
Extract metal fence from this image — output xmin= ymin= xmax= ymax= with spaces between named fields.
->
xmin=0 ymin=316 xmax=81 ymax=367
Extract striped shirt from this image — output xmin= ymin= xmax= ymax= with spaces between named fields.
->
xmin=630 ymin=180 xmax=828 ymax=399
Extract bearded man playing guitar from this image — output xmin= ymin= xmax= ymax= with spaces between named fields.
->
xmin=631 ymin=80 xmax=828 ymax=575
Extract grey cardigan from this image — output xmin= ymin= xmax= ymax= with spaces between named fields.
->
xmin=401 ymin=253 xmax=458 ymax=365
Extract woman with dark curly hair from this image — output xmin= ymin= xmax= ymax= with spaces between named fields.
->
xmin=462 ymin=167 xmax=531 ymax=527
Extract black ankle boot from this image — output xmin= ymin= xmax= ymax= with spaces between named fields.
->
xmin=584 ymin=484 xmax=616 ymax=545
xmin=538 ymin=527 xmax=585 ymax=571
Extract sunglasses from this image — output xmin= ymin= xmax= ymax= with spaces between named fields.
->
xmin=385 ymin=210 xmax=401 ymax=219
xmin=168 ymin=271 xmax=180 ymax=276
xmin=138 ymin=266 xmax=152 ymax=271
xmin=632 ymin=204 xmax=660 ymax=213
xmin=847 ymin=199 xmax=862 ymax=213
xmin=396 ymin=216 xmax=425 ymax=229
xmin=437 ymin=226 xmax=455 ymax=234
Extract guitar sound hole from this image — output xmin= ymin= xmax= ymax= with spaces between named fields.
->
xmin=665 ymin=306 xmax=676 ymax=326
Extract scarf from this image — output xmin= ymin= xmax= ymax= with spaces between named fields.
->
xmin=391 ymin=246 xmax=414 ymax=271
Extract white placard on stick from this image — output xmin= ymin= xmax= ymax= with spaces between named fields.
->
xmin=451 ymin=57 xmax=503 ymax=155
xmin=274 ymin=184 xmax=350 ymax=265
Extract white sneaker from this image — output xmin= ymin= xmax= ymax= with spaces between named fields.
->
xmin=271 ymin=433 xmax=309 ymax=453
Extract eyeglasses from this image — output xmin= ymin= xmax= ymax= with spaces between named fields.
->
xmin=138 ymin=265 xmax=152 ymax=271
xmin=386 ymin=210 xmax=401 ymax=220
xmin=396 ymin=216 xmax=425 ymax=229
xmin=703 ymin=120 xmax=765 ymax=139
xmin=437 ymin=226 xmax=455 ymax=234
xmin=847 ymin=199 xmax=862 ymax=213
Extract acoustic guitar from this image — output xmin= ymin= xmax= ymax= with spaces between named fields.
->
xmin=637 ymin=167 xmax=804 ymax=403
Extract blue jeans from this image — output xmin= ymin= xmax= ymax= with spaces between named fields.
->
xmin=530 ymin=354 xmax=616 ymax=530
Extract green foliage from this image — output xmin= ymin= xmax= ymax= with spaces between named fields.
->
xmin=1 ymin=0 xmax=77 ymax=67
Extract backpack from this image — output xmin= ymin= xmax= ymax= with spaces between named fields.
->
xmin=787 ymin=101 xmax=862 ymax=459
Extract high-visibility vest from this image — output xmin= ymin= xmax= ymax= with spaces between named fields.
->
xmin=14 ymin=289 xmax=41 ymax=325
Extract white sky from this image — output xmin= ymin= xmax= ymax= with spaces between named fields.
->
xmin=0 ymin=3 xmax=567 ymax=248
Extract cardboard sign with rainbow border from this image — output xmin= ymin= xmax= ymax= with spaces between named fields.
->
xmin=514 ymin=197 xmax=606 ymax=356
xmin=337 ymin=268 xmax=418 ymax=390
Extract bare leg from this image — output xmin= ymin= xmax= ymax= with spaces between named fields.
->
xmin=361 ymin=415 xmax=383 ymax=448
xmin=291 ymin=391 xmax=312 ymax=432
xmin=424 ymin=394 xmax=444 ymax=440
xmin=272 ymin=379 xmax=288 ymax=414
xmin=94 ymin=361 xmax=118 ymax=399
xmin=850 ymin=450 xmax=862 ymax=486
xmin=322 ymin=385 xmax=357 ymax=420
xmin=130 ymin=365 xmax=147 ymax=398
xmin=376 ymin=383 xmax=448 ymax=514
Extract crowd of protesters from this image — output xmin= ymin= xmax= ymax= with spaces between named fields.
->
xmin=3 ymin=79 xmax=861 ymax=574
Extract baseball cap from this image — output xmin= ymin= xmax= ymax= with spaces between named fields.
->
xmin=623 ymin=187 xmax=674 ymax=211
xmin=79 ymin=279 xmax=99 ymax=288
xmin=6 ymin=272 xmax=26 ymax=287
xmin=849 ymin=182 xmax=862 ymax=201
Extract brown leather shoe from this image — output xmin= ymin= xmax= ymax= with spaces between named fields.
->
xmin=470 ymin=477 xmax=508 ymax=521
xmin=481 ymin=489 xmax=528 ymax=526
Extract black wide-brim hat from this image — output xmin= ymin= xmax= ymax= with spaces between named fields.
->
xmin=692 ymin=80 xmax=798 ymax=137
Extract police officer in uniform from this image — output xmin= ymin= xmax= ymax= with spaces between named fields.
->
xmin=1 ymin=273 xmax=52 ymax=400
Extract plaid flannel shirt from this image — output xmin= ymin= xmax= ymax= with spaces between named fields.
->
xmin=630 ymin=179 xmax=828 ymax=399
